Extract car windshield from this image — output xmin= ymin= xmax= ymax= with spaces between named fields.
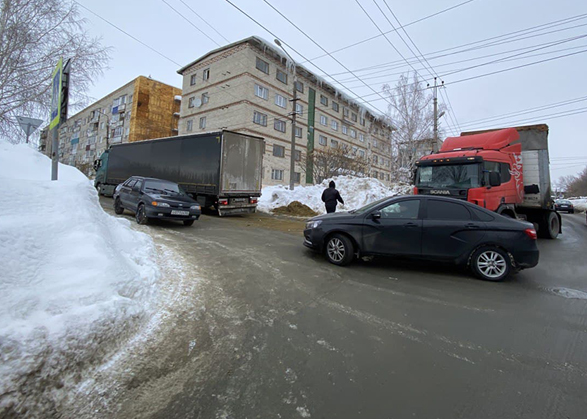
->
xmin=350 ymin=197 xmax=392 ymax=214
xmin=416 ymin=163 xmax=481 ymax=189
xmin=144 ymin=180 xmax=186 ymax=196
xmin=557 ymin=200 xmax=571 ymax=204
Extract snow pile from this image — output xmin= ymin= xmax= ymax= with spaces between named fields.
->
xmin=0 ymin=142 xmax=160 ymax=415
xmin=569 ymin=198 xmax=587 ymax=212
xmin=259 ymin=176 xmax=412 ymax=215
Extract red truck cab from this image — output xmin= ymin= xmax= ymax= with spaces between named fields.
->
xmin=414 ymin=125 xmax=561 ymax=239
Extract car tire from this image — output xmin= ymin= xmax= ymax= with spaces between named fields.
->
xmin=470 ymin=246 xmax=511 ymax=281
xmin=325 ymin=234 xmax=354 ymax=266
xmin=136 ymin=203 xmax=149 ymax=225
xmin=183 ymin=220 xmax=195 ymax=226
xmin=114 ymin=197 xmax=124 ymax=215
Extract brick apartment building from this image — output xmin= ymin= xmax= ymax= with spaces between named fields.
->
xmin=177 ymin=36 xmax=395 ymax=186
xmin=42 ymin=76 xmax=181 ymax=173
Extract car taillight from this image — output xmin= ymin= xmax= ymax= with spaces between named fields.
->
xmin=524 ymin=228 xmax=537 ymax=240
xmin=413 ymin=187 xmax=418 ymax=195
xmin=219 ymin=199 xmax=228 ymax=206
xmin=250 ymin=198 xmax=258 ymax=204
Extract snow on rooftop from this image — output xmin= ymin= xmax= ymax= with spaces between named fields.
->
xmin=0 ymin=142 xmax=161 ymax=415
xmin=258 ymin=175 xmax=412 ymax=215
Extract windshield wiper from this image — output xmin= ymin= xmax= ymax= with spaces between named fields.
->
xmin=145 ymin=187 xmax=166 ymax=194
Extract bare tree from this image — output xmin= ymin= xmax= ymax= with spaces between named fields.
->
xmin=382 ymin=73 xmax=444 ymax=183
xmin=559 ymin=167 xmax=587 ymax=197
xmin=0 ymin=0 xmax=110 ymax=142
xmin=298 ymin=144 xmax=368 ymax=184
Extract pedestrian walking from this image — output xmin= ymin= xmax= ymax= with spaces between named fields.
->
xmin=321 ymin=180 xmax=344 ymax=213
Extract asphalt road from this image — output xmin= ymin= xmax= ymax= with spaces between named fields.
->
xmin=94 ymin=198 xmax=587 ymax=419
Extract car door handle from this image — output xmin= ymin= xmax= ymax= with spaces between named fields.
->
xmin=466 ymin=223 xmax=480 ymax=229
xmin=404 ymin=222 xmax=418 ymax=228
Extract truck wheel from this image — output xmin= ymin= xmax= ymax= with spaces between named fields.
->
xmin=136 ymin=204 xmax=149 ymax=225
xmin=95 ymin=182 xmax=102 ymax=194
xmin=183 ymin=220 xmax=195 ymax=226
xmin=114 ymin=197 xmax=124 ymax=215
xmin=540 ymin=211 xmax=560 ymax=239
xmin=325 ymin=234 xmax=354 ymax=266
xmin=470 ymin=246 xmax=510 ymax=281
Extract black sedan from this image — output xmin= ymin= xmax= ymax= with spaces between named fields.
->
xmin=303 ymin=195 xmax=539 ymax=281
xmin=554 ymin=199 xmax=574 ymax=213
xmin=113 ymin=176 xmax=201 ymax=226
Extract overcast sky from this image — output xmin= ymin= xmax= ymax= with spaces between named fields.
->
xmin=75 ymin=0 xmax=587 ymax=183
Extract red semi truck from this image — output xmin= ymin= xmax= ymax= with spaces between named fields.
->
xmin=414 ymin=124 xmax=561 ymax=238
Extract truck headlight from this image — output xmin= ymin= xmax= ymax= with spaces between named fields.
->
xmin=190 ymin=205 xmax=200 ymax=210
xmin=306 ymin=220 xmax=322 ymax=229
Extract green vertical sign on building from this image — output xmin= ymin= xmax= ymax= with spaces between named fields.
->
xmin=306 ymin=87 xmax=316 ymax=184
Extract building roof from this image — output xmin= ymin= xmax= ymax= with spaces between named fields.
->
xmin=177 ymin=36 xmax=394 ymax=129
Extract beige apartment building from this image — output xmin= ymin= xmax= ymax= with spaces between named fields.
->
xmin=177 ymin=36 xmax=394 ymax=186
xmin=43 ymin=76 xmax=181 ymax=173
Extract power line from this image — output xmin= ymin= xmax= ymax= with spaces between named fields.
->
xmin=161 ymin=0 xmax=221 ymax=47
xmin=177 ymin=0 xmax=231 ymax=43
xmin=73 ymin=1 xmax=182 ymax=66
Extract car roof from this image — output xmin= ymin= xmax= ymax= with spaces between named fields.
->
xmin=127 ymin=176 xmax=176 ymax=183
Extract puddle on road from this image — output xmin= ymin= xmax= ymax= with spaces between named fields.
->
xmin=545 ymin=287 xmax=587 ymax=300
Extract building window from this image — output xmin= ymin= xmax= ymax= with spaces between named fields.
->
xmin=373 ymin=139 xmax=378 ymax=148
xmin=380 ymin=173 xmax=384 ymax=180
xmin=374 ymin=155 xmax=378 ymax=164
xmin=276 ymin=69 xmax=288 ymax=84
xmin=199 ymin=117 xmax=206 ymax=129
xmin=271 ymin=169 xmax=284 ymax=180
xmin=320 ymin=95 xmax=328 ymax=106
xmin=331 ymin=120 xmax=338 ymax=131
xmin=275 ymin=94 xmax=287 ymax=108
xmin=255 ymin=84 xmax=268 ymax=100
xmin=320 ymin=115 xmax=327 ymax=126
xmin=274 ymin=119 xmax=286 ymax=133
xmin=350 ymin=128 xmax=356 ymax=138
xmin=187 ymin=119 xmax=193 ymax=132
xmin=202 ymin=68 xmax=210 ymax=80
xmin=188 ymin=97 xmax=195 ymax=108
xmin=273 ymin=144 xmax=285 ymax=157
xmin=359 ymin=150 xmax=365 ymax=158
xmin=331 ymin=139 xmax=339 ymax=148
xmin=295 ymin=103 xmax=303 ymax=116
xmin=343 ymin=108 xmax=349 ymax=119
xmin=190 ymin=74 xmax=197 ymax=86
xmin=294 ymin=172 xmax=301 ymax=183
xmin=359 ymin=133 xmax=364 ymax=142
xmin=295 ymin=150 xmax=301 ymax=161
xmin=256 ymin=57 xmax=269 ymax=74
xmin=319 ymin=135 xmax=327 ymax=146
xmin=373 ymin=170 xmax=378 ymax=179
xmin=342 ymin=125 xmax=348 ymax=135
xmin=360 ymin=117 xmax=366 ymax=126
xmin=295 ymin=126 xmax=302 ymax=138
xmin=295 ymin=81 xmax=304 ymax=93
xmin=351 ymin=113 xmax=357 ymax=122
xmin=253 ymin=111 xmax=267 ymax=126
xmin=332 ymin=102 xmax=339 ymax=112
xmin=202 ymin=92 xmax=209 ymax=104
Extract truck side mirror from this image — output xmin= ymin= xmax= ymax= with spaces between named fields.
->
xmin=93 ymin=159 xmax=101 ymax=171
xmin=489 ymin=171 xmax=502 ymax=187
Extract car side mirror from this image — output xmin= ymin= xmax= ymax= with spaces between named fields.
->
xmin=371 ymin=211 xmax=382 ymax=220
xmin=489 ymin=171 xmax=502 ymax=187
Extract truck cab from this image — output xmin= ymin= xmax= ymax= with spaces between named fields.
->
xmin=93 ymin=149 xmax=113 ymax=195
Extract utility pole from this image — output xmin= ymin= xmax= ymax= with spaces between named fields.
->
xmin=275 ymin=39 xmax=298 ymax=191
xmin=432 ymin=77 xmax=438 ymax=154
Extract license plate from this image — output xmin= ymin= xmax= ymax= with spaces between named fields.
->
xmin=232 ymin=198 xmax=246 ymax=203
xmin=171 ymin=210 xmax=189 ymax=216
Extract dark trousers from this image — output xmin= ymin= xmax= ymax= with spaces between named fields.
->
xmin=325 ymin=203 xmax=336 ymax=213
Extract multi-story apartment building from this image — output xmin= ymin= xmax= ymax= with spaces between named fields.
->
xmin=177 ymin=36 xmax=395 ymax=186
xmin=43 ymin=76 xmax=181 ymax=173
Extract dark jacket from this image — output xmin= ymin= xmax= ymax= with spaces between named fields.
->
xmin=321 ymin=187 xmax=344 ymax=207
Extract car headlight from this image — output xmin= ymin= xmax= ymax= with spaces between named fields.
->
xmin=190 ymin=205 xmax=200 ymax=210
xmin=152 ymin=201 xmax=170 ymax=207
xmin=306 ymin=220 xmax=322 ymax=229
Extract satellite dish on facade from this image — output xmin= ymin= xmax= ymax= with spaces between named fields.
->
xmin=194 ymin=98 xmax=202 ymax=108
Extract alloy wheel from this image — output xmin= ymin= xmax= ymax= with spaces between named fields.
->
xmin=327 ymin=238 xmax=345 ymax=263
xmin=477 ymin=251 xmax=507 ymax=279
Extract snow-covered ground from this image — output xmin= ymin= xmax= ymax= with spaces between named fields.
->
xmin=258 ymin=175 xmax=412 ymax=215
xmin=569 ymin=198 xmax=587 ymax=212
xmin=0 ymin=142 xmax=161 ymax=415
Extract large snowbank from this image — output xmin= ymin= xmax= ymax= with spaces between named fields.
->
xmin=258 ymin=176 xmax=412 ymax=215
xmin=0 ymin=142 xmax=160 ymax=415
xmin=569 ymin=198 xmax=587 ymax=212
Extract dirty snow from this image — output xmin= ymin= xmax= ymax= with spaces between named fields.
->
xmin=0 ymin=142 xmax=161 ymax=415
xmin=569 ymin=198 xmax=587 ymax=212
xmin=258 ymin=176 xmax=412 ymax=215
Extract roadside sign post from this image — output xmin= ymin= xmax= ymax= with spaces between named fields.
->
xmin=48 ymin=58 xmax=71 ymax=180
xmin=16 ymin=116 xmax=43 ymax=144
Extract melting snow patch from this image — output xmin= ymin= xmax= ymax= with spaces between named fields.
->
xmin=296 ymin=406 xmax=311 ymax=417
xmin=549 ymin=287 xmax=587 ymax=300
xmin=289 ymin=324 xmax=298 ymax=330
xmin=258 ymin=175 xmax=411 ymax=215
xmin=317 ymin=339 xmax=337 ymax=351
